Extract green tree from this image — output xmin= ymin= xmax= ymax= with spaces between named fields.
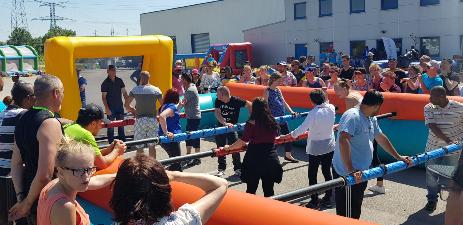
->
xmin=42 ymin=26 xmax=76 ymax=43
xmin=6 ymin=27 xmax=33 ymax=46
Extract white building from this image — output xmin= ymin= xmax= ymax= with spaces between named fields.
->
xmin=244 ymin=0 xmax=463 ymax=65
xmin=140 ymin=0 xmax=285 ymax=54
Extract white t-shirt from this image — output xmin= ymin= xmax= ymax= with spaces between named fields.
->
xmin=128 ymin=204 xmax=202 ymax=225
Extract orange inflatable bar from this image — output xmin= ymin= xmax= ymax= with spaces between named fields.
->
xmin=80 ymin=157 xmax=377 ymax=225
xmin=226 ymin=83 xmax=463 ymax=121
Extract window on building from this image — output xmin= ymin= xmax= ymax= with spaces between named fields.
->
xmin=350 ymin=0 xmax=365 ymax=13
xmin=294 ymin=2 xmax=306 ymax=20
xmin=191 ymin=33 xmax=210 ymax=53
xmin=235 ymin=50 xmax=248 ymax=69
xmin=381 ymin=0 xmax=398 ymax=10
xmin=420 ymin=37 xmax=440 ymax=57
xmin=420 ymin=0 xmax=439 ymax=6
xmin=169 ymin=36 xmax=177 ymax=54
xmin=319 ymin=0 xmax=332 ymax=17
xmin=319 ymin=42 xmax=334 ymax=63
xmin=350 ymin=40 xmax=366 ymax=59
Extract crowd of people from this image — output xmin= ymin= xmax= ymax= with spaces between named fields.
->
xmin=177 ymin=54 xmax=462 ymax=99
xmin=0 ymin=51 xmax=462 ymax=225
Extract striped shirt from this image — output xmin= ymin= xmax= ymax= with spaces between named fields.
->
xmin=0 ymin=106 xmax=26 ymax=178
xmin=424 ymin=100 xmax=463 ymax=152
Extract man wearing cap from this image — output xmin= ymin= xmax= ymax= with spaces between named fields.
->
xmin=387 ymin=58 xmax=407 ymax=91
xmin=364 ymin=52 xmax=374 ymax=73
xmin=125 ymin=71 xmax=163 ymax=158
xmin=418 ymin=60 xmax=443 ymax=94
xmin=0 ymin=82 xmax=35 ymax=225
xmin=173 ymin=65 xmax=185 ymax=96
xmin=101 ymin=65 xmax=128 ymax=143
xmin=64 ymin=104 xmax=126 ymax=170
xmin=277 ymin=61 xmax=297 ymax=87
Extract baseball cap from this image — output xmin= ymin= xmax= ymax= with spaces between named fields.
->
xmin=388 ymin=58 xmax=397 ymax=62
xmin=277 ymin=61 xmax=287 ymax=66
xmin=368 ymin=52 xmax=374 ymax=57
xmin=78 ymin=104 xmax=110 ymax=124
xmin=303 ymin=67 xmax=316 ymax=73
xmin=426 ymin=60 xmax=440 ymax=69
xmin=192 ymin=68 xmax=199 ymax=74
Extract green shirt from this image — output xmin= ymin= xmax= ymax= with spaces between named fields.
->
xmin=64 ymin=123 xmax=101 ymax=156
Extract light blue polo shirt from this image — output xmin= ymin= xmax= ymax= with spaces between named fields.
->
xmin=419 ymin=73 xmax=443 ymax=94
xmin=332 ymin=108 xmax=382 ymax=176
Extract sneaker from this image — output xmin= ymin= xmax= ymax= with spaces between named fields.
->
xmin=368 ymin=185 xmax=386 ymax=194
xmin=305 ymin=199 xmax=320 ymax=209
xmin=234 ymin=169 xmax=242 ymax=177
xmin=425 ymin=201 xmax=437 ymax=212
xmin=216 ymin=170 xmax=225 ymax=178
xmin=320 ymin=196 xmax=333 ymax=208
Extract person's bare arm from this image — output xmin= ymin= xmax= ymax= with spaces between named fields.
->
xmin=124 ymin=96 xmax=136 ymax=115
xmin=102 ymin=92 xmax=111 ymax=116
xmin=245 ymin=100 xmax=252 ymax=116
xmin=122 ymin=87 xmax=129 ymax=102
xmin=9 ymin=119 xmax=62 ymax=221
xmin=428 ymin=123 xmax=453 ymax=144
xmin=215 ymin=108 xmax=232 ymax=127
xmin=159 ymin=108 xmax=174 ymax=139
xmin=167 ymin=171 xmax=228 ymax=224
xmin=339 ymin=131 xmax=354 ymax=173
xmin=223 ymin=138 xmax=247 ymax=151
xmin=418 ymin=75 xmax=429 ymax=94
xmin=87 ymin=174 xmax=116 ymax=190
xmin=50 ymin=200 xmax=77 ymax=225
xmin=375 ymin=133 xmax=411 ymax=164
xmin=263 ymin=89 xmax=269 ymax=102
xmin=281 ymin=91 xmax=295 ymax=114
xmin=319 ymin=79 xmax=326 ymax=87
xmin=11 ymin=143 xmax=24 ymax=200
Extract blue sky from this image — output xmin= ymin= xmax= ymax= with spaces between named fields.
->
xmin=0 ymin=0 xmax=214 ymax=42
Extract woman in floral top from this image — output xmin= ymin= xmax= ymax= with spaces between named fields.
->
xmin=199 ymin=64 xmax=221 ymax=93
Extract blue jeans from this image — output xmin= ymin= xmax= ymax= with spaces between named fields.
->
xmin=426 ymin=153 xmax=460 ymax=203
xmin=426 ymin=165 xmax=441 ymax=203
xmin=107 ymin=109 xmax=126 ymax=143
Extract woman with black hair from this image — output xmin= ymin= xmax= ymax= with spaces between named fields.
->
xmin=223 ymin=97 xmax=283 ymax=197
xmin=110 ymin=154 xmax=228 ymax=225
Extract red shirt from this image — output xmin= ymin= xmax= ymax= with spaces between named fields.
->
xmin=241 ymin=121 xmax=278 ymax=144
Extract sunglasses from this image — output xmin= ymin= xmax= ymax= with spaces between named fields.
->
xmin=61 ymin=166 xmax=97 ymax=177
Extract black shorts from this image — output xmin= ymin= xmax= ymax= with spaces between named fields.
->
xmin=185 ymin=119 xmax=201 ymax=148
xmin=0 ymin=177 xmax=17 ymax=225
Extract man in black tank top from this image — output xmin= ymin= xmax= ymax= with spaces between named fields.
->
xmin=9 ymin=75 xmax=64 ymax=225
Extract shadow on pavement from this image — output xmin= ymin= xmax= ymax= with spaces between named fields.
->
xmin=400 ymin=209 xmax=444 ymax=225
xmin=383 ymin=167 xmax=427 ymax=189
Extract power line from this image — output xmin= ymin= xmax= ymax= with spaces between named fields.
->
xmin=32 ymin=0 xmax=72 ymax=29
xmin=11 ymin=0 xmax=28 ymax=31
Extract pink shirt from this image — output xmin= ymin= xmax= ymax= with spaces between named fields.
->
xmin=172 ymin=76 xmax=184 ymax=95
xmin=37 ymin=179 xmax=90 ymax=225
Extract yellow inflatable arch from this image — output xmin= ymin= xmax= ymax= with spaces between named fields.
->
xmin=44 ymin=35 xmax=173 ymax=120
